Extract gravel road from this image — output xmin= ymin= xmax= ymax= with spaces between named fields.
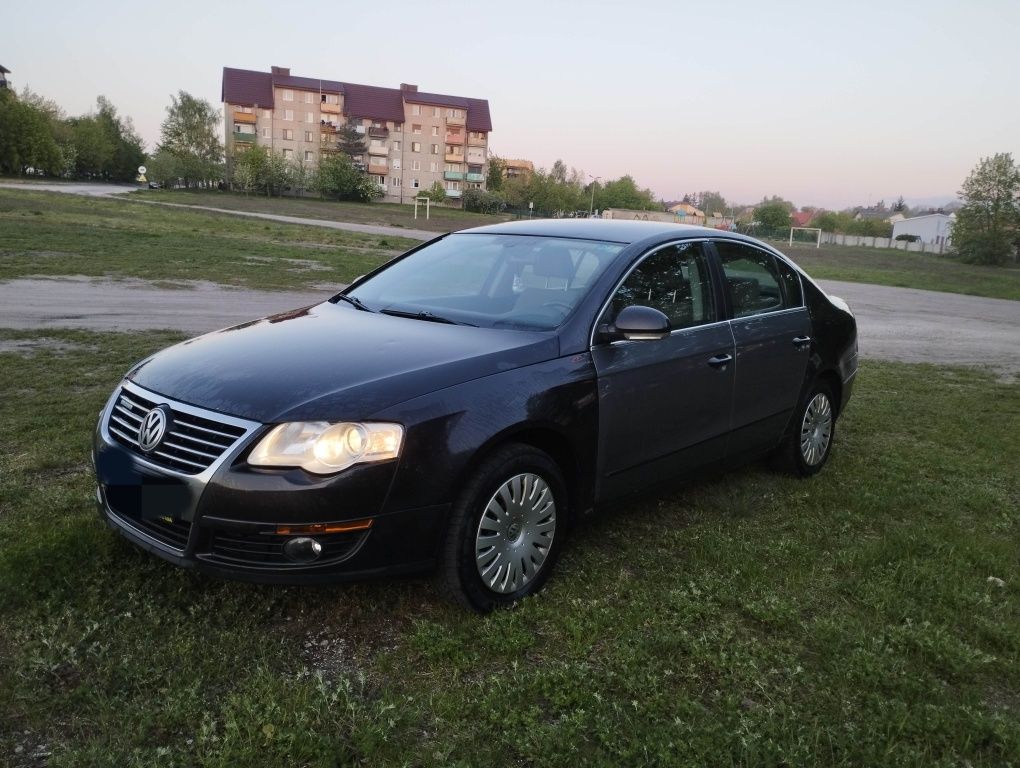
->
xmin=1 ymin=276 xmax=1016 ymax=375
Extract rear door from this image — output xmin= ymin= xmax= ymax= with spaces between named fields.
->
xmin=711 ymin=240 xmax=811 ymax=454
xmin=591 ymin=240 xmax=735 ymax=500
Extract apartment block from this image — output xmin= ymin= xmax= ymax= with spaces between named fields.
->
xmin=221 ymin=66 xmax=492 ymax=204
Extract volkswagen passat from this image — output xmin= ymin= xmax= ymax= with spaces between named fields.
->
xmin=93 ymin=220 xmax=857 ymax=611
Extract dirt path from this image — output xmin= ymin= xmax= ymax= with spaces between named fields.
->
xmin=1 ymin=276 xmax=1017 ymax=376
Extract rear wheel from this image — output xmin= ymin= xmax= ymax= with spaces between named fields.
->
xmin=440 ymin=444 xmax=566 ymax=612
xmin=773 ymin=381 xmax=836 ymax=477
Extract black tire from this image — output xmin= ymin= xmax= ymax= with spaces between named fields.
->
xmin=440 ymin=443 xmax=567 ymax=613
xmin=772 ymin=380 xmax=836 ymax=477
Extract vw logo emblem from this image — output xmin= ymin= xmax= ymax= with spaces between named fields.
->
xmin=138 ymin=406 xmax=171 ymax=453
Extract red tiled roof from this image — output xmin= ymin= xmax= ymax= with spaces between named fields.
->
xmin=791 ymin=210 xmax=814 ymax=227
xmin=221 ymin=67 xmax=491 ymax=131
xmin=221 ymin=67 xmax=274 ymax=109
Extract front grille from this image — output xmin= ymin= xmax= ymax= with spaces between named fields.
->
xmin=205 ymin=529 xmax=365 ymax=567
xmin=107 ymin=388 xmax=247 ymax=475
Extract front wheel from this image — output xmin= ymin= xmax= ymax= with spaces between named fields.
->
xmin=440 ymin=444 xmax=566 ymax=612
xmin=773 ymin=382 xmax=836 ymax=477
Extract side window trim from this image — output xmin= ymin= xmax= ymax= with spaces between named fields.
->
xmin=709 ymin=238 xmax=806 ymax=320
xmin=589 ymin=238 xmax=721 ymax=346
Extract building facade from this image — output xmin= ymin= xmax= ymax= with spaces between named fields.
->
xmin=891 ymin=213 xmax=955 ymax=246
xmin=221 ymin=66 xmax=492 ymax=204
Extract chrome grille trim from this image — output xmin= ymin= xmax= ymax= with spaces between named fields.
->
xmin=103 ymin=381 xmax=261 ymax=477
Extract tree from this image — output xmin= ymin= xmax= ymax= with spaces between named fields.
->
xmin=146 ymin=149 xmax=181 ymax=188
xmin=337 ymin=119 xmax=367 ymax=164
xmin=698 ymin=191 xmax=727 ymax=216
xmin=486 ymin=155 xmax=505 ymax=192
xmin=231 ymin=146 xmax=268 ymax=195
xmin=486 ymin=156 xmax=505 ymax=192
xmin=157 ymin=91 xmax=223 ymax=187
xmin=462 ymin=188 xmax=505 ymax=214
xmin=893 ymin=195 xmax=907 ymax=212
xmin=596 ymin=175 xmax=657 ymax=211
xmin=424 ymin=180 xmax=447 ymax=204
xmin=67 ymin=116 xmax=113 ymax=177
xmin=315 ymin=152 xmax=378 ymax=202
xmin=951 ymin=153 xmax=1020 ymax=266
xmin=0 ymin=89 xmax=63 ymax=175
xmin=95 ymin=96 xmax=145 ymax=181
xmin=753 ymin=200 xmax=792 ymax=231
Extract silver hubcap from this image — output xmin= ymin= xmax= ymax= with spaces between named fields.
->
xmin=800 ymin=393 xmax=833 ymax=466
xmin=475 ymin=473 xmax=556 ymax=595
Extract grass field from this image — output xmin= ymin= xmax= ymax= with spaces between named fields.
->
xmin=129 ymin=188 xmax=511 ymax=234
xmin=0 ymin=190 xmax=416 ymax=291
xmin=1 ymin=329 xmax=1017 ymax=766
xmin=772 ymin=240 xmax=1020 ymax=301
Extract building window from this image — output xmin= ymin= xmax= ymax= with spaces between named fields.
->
xmin=283 ymin=148 xmax=294 ymax=159
xmin=391 ymin=176 xmax=401 ymax=186
xmin=284 ymin=109 xmax=294 ymax=121
xmin=304 ymin=150 xmax=314 ymax=161
xmin=237 ymin=106 xmax=253 ymax=113
xmin=411 ymin=104 xmax=421 ymax=116
xmin=412 ymin=160 xmax=421 ymax=171
xmin=446 ymin=181 xmax=460 ymax=191
xmin=392 ymin=159 xmax=401 ymax=170
xmin=370 ymin=139 xmax=385 ymax=149
xmin=411 ymin=179 xmax=420 ymax=188
xmin=261 ymin=109 xmax=272 ymax=118
xmin=411 ymin=142 xmax=421 ymax=153
xmin=412 ymin=124 xmax=422 ymax=134
xmin=282 ymin=129 xmax=294 ymax=140
xmin=323 ymin=94 xmax=339 ymax=105
xmin=261 ymin=127 xmax=270 ymax=138
xmin=282 ymin=90 xmax=294 ymax=101
xmin=304 ymin=131 xmax=313 ymax=142
xmin=431 ymin=126 xmax=438 ymax=136
xmin=431 ymin=144 xmax=439 ymax=155
xmin=393 ymin=122 xmax=402 ymax=132
xmin=393 ymin=140 xmax=401 ymax=151
xmin=304 ymin=92 xmax=312 ymax=103
xmin=432 ymin=107 xmax=440 ymax=117
xmin=306 ymin=112 xmax=314 ymax=123
xmin=429 ymin=162 xmax=438 ymax=172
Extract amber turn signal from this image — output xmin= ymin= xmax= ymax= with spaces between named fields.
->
xmin=276 ymin=519 xmax=373 ymax=535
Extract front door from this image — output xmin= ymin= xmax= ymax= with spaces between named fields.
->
xmin=591 ymin=241 xmax=735 ymax=500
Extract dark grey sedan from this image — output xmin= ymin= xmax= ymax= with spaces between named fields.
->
xmin=94 ymin=220 xmax=857 ymax=611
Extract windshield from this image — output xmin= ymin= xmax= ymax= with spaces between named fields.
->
xmin=346 ymin=234 xmax=624 ymax=330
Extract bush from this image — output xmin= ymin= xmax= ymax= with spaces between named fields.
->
xmin=462 ymin=188 xmax=505 ymax=214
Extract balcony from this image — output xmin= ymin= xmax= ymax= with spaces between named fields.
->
xmin=320 ymin=122 xmax=338 ymax=134
xmin=468 ymin=134 xmax=486 ymax=146
xmin=232 ymin=130 xmax=257 ymax=144
xmin=444 ymin=171 xmax=464 ymax=181
xmin=466 ymin=151 xmax=486 ymax=165
xmin=445 ymin=152 xmax=464 ymax=163
xmin=368 ymin=145 xmax=388 ymax=156
xmin=233 ymin=110 xmax=256 ymax=124
xmin=368 ymin=126 xmax=389 ymax=138
xmin=466 ymin=172 xmax=484 ymax=182
xmin=445 ymin=132 xmax=464 ymax=145
xmin=445 ymin=189 xmax=463 ymax=198
xmin=320 ymin=102 xmax=341 ymax=114
xmin=445 ymin=115 xmax=465 ymax=127
xmin=368 ymin=163 xmax=388 ymax=175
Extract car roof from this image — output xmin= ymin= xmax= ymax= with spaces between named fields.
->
xmin=457 ymin=218 xmax=759 ymax=246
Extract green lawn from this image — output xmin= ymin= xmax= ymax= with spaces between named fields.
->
xmin=0 ymin=190 xmax=416 ymax=291
xmin=774 ymin=241 xmax=1020 ymax=301
xmin=1 ymin=329 xmax=1017 ymax=766
xmin=129 ymin=188 xmax=511 ymax=234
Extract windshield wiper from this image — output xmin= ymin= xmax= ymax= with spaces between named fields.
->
xmin=335 ymin=294 xmax=374 ymax=312
xmin=380 ymin=308 xmax=475 ymax=326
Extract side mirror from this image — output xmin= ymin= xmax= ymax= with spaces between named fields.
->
xmin=601 ymin=305 xmax=671 ymax=342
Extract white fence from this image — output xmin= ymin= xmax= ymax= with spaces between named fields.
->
xmin=818 ymin=231 xmax=948 ymax=254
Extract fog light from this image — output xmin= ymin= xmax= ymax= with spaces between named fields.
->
xmin=283 ymin=536 xmax=323 ymax=563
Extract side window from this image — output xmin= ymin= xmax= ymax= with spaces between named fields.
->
xmin=609 ymin=242 xmax=716 ymax=330
xmin=715 ymin=241 xmax=788 ymax=318
xmin=774 ymin=256 xmax=803 ymax=307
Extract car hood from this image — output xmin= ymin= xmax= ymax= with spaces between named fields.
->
xmin=128 ymin=302 xmax=560 ymax=423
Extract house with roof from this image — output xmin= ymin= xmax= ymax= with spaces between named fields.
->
xmin=221 ymin=66 xmax=493 ymax=204
xmin=0 ymin=64 xmax=10 ymax=90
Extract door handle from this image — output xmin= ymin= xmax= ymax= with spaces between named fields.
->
xmin=792 ymin=335 xmax=812 ymax=347
xmin=708 ymin=353 xmax=733 ymax=368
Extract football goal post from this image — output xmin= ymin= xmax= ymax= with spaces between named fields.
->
xmin=789 ymin=227 xmax=822 ymax=248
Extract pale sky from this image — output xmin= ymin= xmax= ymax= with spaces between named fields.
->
xmin=4 ymin=0 xmax=1019 ymax=209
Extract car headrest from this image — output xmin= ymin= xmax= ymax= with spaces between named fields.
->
xmin=534 ymin=247 xmax=574 ymax=280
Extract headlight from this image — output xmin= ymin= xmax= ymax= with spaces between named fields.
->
xmin=248 ymin=421 xmax=404 ymax=475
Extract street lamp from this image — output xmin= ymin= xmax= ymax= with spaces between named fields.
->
xmin=589 ymin=175 xmax=601 ymax=217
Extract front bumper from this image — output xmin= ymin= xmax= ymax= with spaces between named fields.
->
xmin=93 ymin=382 xmax=448 ymax=584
